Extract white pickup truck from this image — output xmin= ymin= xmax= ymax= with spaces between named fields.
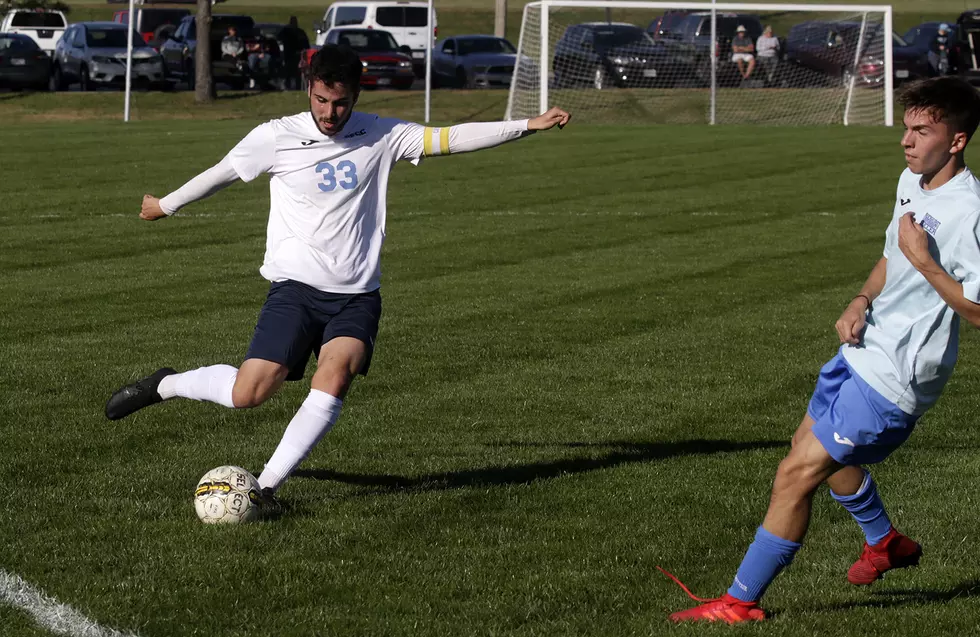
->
xmin=1 ymin=9 xmax=68 ymax=56
xmin=314 ymin=1 xmax=437 ymax=69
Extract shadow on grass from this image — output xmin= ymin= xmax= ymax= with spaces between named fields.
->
xmin=0 ymin=91 xmax=29 ymax=101
xmin=811 ymin=580 xmax=980 ymax=613
xmin=293 ymin=438 xmax=788 ymax=493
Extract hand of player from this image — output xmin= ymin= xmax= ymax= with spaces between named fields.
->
xmin=898 ymin=212 xmax=932 ymax=271
xmin=835 ymin=297 xmax=869 ymax=345
xmin=140 ymin=194 xmax=168 ymax=221
xmin=528 ymin=107 xmax=571 ymax=131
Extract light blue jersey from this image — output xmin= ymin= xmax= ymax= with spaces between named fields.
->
xmin=842 ymin=167 xmax=980 ymax=415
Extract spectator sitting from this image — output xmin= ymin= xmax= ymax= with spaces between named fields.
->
xmin=221 ymin=26 xmax=244 ymax=61
xmin=756 ymin=25 xmax=780 ymax=84
xmin=731 ymin=25 xmax=756 ymax=80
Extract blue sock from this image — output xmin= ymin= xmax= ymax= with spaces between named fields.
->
xmin=727 ymin=527 xmax=801 ymax=602
xmin=831 ymin=471 xmax=892 ymax=546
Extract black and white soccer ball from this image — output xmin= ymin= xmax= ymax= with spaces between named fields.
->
xmin=194 ymin=466 xmax=261 ymax=524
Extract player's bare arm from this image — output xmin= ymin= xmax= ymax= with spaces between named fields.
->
xmin=140 ymin=195 xmax=167 ymax=221
xmin=835 ymin=257 xmax=887 ymax=344
xmin=899 ymin=211 xmax=980 ymax=328
xmin=528 ymin=107 xmax=571 ymax=131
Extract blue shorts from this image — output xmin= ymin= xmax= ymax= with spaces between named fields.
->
xmin=808 ymin=352 xmax=919 ymax=465
xmin=245 ymin=280 xmax=382 ymax=381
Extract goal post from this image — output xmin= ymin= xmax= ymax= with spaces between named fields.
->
xmin=506 ymin=1 xmax=894 ymax=126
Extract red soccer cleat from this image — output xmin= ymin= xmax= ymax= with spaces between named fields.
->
xmin=847 ymin=528 xmax=922 ymax=585
xmin=658 ymin=567 xmax=766 ymax=624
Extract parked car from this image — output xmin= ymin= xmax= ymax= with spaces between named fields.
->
xmin=659 ymin=12 xmax=764 ymax=86
xmin=159 ymin=14 xmax=256 ymax=90
xmin=315 ymin=27 xmax=415 ymax=89
xmin=51 ymin=22 xmax=164 ymax=91
xmin=112 ymin=8 xmax=191 ymax=51
xmin=313 ymin=1 xmax=436 ymax=74
xmin=954 ymin=9 xmax=980 ymax=85
xmin=0 ymin=32 xmax=51 ymax=90
xmin=552 ymin=22 xmax=684 ymax=89
xmin=0 ymin=8 xmax=67 ymax=56
xmin=646 ymin=10 xmax=689 ymax=41
xmin=432 ymin=35 xmax=516 ymax=88
xmin=784 ymin=20 xmax=915 ymax=88
xmin=895 ymin=22 xmax=954 ymax=81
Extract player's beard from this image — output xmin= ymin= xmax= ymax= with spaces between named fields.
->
xmin=310 ymin=108 xmax=353 ymax=137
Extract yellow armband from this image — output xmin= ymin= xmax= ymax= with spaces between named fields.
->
xmin=422 ymin=126 xmax=451 ymax=157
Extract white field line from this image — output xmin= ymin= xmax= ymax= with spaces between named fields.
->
xmin=0 ymin=569 xmax=139 ymax=637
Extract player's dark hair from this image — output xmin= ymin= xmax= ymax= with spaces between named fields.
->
xmin=899 ymin=77 xmax=980 ymax=142
xmin=307 ymin=44 xmax=362 ymax=91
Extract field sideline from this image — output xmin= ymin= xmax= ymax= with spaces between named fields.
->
xmin=3 ymin=117 xmax=980 ymax=636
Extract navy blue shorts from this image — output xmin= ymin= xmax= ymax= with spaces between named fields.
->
xmin=808 ymin=352 xmax=919 ymax=465
xmin=245 ymin=280 xmax=382 ymax=381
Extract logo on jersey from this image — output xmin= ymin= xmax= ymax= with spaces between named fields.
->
xmin=344 ymin=129 xmax=367 ymax=138
xmin=301 ymin=140 xmax=319 ymax=146
xmin=900 ymin=197 xmax=911 ymax=206
xmin=834 ymin=432 xmax=856 ymax=448
xmin=920 ymin=213 xmax=941 ymax=236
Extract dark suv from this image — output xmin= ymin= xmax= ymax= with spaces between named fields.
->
xmin=784 ymin=20 xmax=913 ymax=87
xmin=159 ymin=14 xmax=255 ymax=89
xmin=646 ymin=11 xmax=689 ymax=41
xmin=660 ymin=12 xmax=764 ymax=86
xmin=552 ymin=22 xmax=685 ymax=89
xmin=954 ymin=9 xmax=980 ymax=85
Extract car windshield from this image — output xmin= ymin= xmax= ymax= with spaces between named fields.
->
xmin=594 ymin=27 xmax=650 ymax=48
xmin=457 ymin=38 xmax=515 ymax=55
xmin=86 ymin=28 xmax=147 ymax=48
xmin=336 ymin=30 xmax=398 ymax=51
xmin=9 ymin=12 xmax=65 ymax=28
xmin=0 ymin=35 xmax=37 ymax=51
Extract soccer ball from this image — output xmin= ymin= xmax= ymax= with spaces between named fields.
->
xmin=194 ymin=466 xmax=262 ymax=524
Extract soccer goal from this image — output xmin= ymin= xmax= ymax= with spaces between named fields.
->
xmin=506 ymin=2 xmax=894 ymax=126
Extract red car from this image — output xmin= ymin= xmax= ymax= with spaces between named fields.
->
xmin=301 ymin=28 xmax=415 ymax=90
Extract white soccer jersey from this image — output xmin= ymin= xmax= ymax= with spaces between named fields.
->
xmin=842 ymin=167 xmax=980 ymax=415
xmin=226 ymin=111 xmax=429 ymax=294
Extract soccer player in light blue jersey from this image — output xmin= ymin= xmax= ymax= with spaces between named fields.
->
xmin=667 ymin=77 xmax=980 ymax=623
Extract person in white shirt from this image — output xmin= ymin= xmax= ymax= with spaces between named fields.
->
xmin=667 ymin=76 xmax=980 ymax=623
xmin=105 ymin=45 xmax=571 ymax=512
xmin=755 ymin=25 xmax=780 ymax=84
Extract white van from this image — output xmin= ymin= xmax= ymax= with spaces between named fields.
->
xmin=1 ymin=9 xmax=67 ymax=56
xmin=314 ymin=1 xmax=437 ymax=64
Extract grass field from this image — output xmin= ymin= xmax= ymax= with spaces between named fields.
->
xmin=4 ymin=95 xmax=980 ymax=636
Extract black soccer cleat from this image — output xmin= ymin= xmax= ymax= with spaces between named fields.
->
xmin=105 ymin=367 xmax=177 ymax=420
xmin=257 ymin=487 xmax=287 ymax=520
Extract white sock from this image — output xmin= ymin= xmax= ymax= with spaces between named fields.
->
xmin=157 ymin=364 xmax=238 ymax=408
xmin=258 ymin=389 xmax=343 ymax=492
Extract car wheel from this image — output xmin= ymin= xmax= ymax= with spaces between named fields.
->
xmin=592 ymin=65 xmax=609 ymax=90
xmin=79 ymin=65 xmax=92 ymax=91
xmin=50 ymin=65 xmax=65 ymax=91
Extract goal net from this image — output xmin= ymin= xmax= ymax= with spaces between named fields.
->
xmin=506 ymin=2 xmax=894 ymax=126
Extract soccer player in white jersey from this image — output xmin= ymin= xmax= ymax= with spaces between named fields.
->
xmin=666 ymin=77 xmax=980 ymax=623
xmin=105 ymin=46 xmax=571 ymax=510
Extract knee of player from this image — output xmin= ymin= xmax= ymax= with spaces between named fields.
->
xmin=231 ymin=383 xmax=270 ymax=409
xmin=773 ymin=454 xmax=824 ymax=495
xmin=311 ymin=364 xmax=354 ymax=396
